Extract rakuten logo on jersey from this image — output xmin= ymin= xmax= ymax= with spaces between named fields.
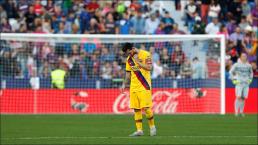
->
xmin=113 ymin=91 xmax=180 ymax=114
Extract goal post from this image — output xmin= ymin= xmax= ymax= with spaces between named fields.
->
xmin=0 ymin=33 xmax=225 ymax=114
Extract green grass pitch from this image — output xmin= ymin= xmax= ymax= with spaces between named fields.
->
xmin=1 ymin=114 xmax=257 ymax=144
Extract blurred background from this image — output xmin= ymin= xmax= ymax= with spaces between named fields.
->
xmin=0 ymin=0 xmax=257 ymax=80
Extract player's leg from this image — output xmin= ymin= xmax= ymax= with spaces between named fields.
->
xmin=138 ymin=90 xmax=156 ymax=136
xmin=134 ymin=109 xmax=143 ymax=132
xmin=234 ymin=85 xmax=242 ymax=116
xmin=144 ymin=107 xmax=156 ymax=136
xmin=129 ymin=92 xmax=144 ymax=137
xmin=239 ymin=85 xmax=249 ymax=116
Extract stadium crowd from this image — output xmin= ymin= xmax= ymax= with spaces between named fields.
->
xmin=0 ymin=0 xmax=257 ymax=80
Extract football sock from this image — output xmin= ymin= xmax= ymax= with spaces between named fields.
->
xmin=239 ymin=100 xmax=245 ymax=114
xmin=145 ymin=108 xmax=155 ymax=128
xmin=235 ymin=99 xmax=240 ymax=114
xmin=134 ymin=110 xmax=143 ymax=131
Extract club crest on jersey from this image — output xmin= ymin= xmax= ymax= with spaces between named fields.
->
xmin=131 ymin=66 xmax=140 ymax=71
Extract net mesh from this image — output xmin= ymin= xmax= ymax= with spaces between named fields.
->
xmin=0 ymin=34 xmax=223 ymax=114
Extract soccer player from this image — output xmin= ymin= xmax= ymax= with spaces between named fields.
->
xmin=229 ymin=53 xmax=253 ymax=117
xmin=121 ymin=43 xmax=156 ymax=137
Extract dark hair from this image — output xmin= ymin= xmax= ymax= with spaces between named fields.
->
xmin=122 ymin=43 xmax=133 ymax=53
xmin=241 ymin=15 xmax=246 ymax=19
xmin=219 ymin=24 xmax=226 ymax=32
xmin=193 ymin=57 xmax=199 ymax=61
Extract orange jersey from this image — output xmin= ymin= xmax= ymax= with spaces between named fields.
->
xmin=126 ymin=50 xmax=152 ymax=92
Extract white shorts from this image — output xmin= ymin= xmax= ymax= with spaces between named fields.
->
xmin=235 ymin=85 xmax=249 ymax=99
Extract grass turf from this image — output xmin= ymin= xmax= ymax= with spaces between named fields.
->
xmin=1 ymin=114 xmax=257 ymax=145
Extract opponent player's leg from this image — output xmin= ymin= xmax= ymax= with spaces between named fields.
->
xmin=234 ymin=85 xmax=242 ymax=116
xmin=239 ymin=86 xmax=249 ymax=117
xmin=144 ymin=107 xmax=156 ymax=136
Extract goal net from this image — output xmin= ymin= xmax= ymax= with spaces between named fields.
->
xmin=0 ymin=33 xmax=225 ymax=114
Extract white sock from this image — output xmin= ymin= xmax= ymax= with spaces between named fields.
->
xmin=150 ymin=126 xmax=156 ymax=129
xmin=239 ymin=101 xmax=245 ymax=114
xmin=235 ymin=99 xmax=239 ymax=114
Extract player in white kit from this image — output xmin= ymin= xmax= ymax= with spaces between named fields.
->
xmin=229 ymin=53 xmax=253 ymax=117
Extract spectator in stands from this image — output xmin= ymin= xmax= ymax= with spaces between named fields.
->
xmin=229 ymin=27 xmax=244 ymax=46
xmin=101 ymin=62 xmax=112 ymax=79
xmin=171 ymin=45 xmax=186 ymax=76
xmin=39 ymin=60 xmax=52 ymax=78
xmin=87 ymin=0 xmax=100 ymax=12
xmin=91 ymin=53 xmax=100 ymax=78
xmin=1 ymin=0 xmax=257 ymax=83
xmin=17 ymin=24 xmax=27 ymax=33
xmin=29 ymin=67 xmax=40 ymax=90
xmin=116 ymin=1 xmax=126 ymax=14
xmin=226 ymin=17 xmax=237 ymax=35
xmin=192 ymin=57 xmax=205 ymax=79
xmin=51 ymin=14 xmax=60 ymax=33
xmin=225 ymin=58 xmax=233 ymax=78
xmin=145 ymin=13 xmax=160 ymax=34
xmin=45 ymin=0 xmax=54 ymax=15
xmin=160 ymin=47 xmax=170 ymax=67
xmin=46 ymin=46 xmax=58 ymax=69
xmin=105 ymin=12 xmax=116 ymax=34
xmin=179 ymin=59 xmax=192 ymax=79
xmin=116 ymin=12 xmax=132 ymax=34
xmin=217 ymin=24 xmax=229 ymax=40
xmin=250 ymin=2 xmax=258 ymax=28
xmin=242 ymin=26 xmax=256 ymax=62
xmin=0 ymin=51 xmax=20 ymax=77
xmin=100 ymin=47 xmax=114 ymax=62
xmin=251 ymin=61 xmax=258 ymax=77
xmin=0 ymin=5 xmax=7 ymax=19
xmin=112 ymin=61 xmax=122 ymax=78
xmin=227 ymin=41 xmax=239 ymax=63
xmin=152 ymin=60 xmax=163 ymax=79
xmin=150 ymin=46 xmax=160 ymax=63
xmin=241 ymin=0 xmax=251 ymax=16
xmin=171 ymin=23 xmax=186 ymax=34
xmin=207 ymin=0 xmax=221 ymax=23
xmin=130 ymin=10 xmax=145 ymax=34
xmin=200 ymin=0 xmax=210 ymax=23
xmin=0 ymin=18 xmax=12 ymax=32
xmin=192 ymin=16 xmax=206 ymax=34
xmin=57 ymin=22 xmax=69 ymax=34
xmin=42 ymin=17 xmax=52 ymax=33
xmin=161 ymin=11 xmax=174 ymax=34
xmin=207 ymin=55 xmax=220 ymax=78
xmin=80 ymin=5 xmax=91 ymax=34
xmin=155 ymin=23 xmax=165 ymax=34
xmin=88 ymin=18 xmax=99 ymax=34
xmin=34 ymin=25 xmax=45 ymax=34
xmin=2 ymin=0 xmax=19 ymax=19
xmin=25 ymin=5 xmax=37 ymax=31
xmin=34 ymin=0 xmax=43 ymax=16
xmin=184 ymin=0 xmax=198 ymax=31
xmin=205 ymin=17 xmax=220 ymax=34
xmin=71 ymin=23 xmax=80 ymax=34
xmin=239 ymin=15 xmax=250 ymax=32
xmin=70 ymin=59 xmax=81 ymax=77
xmin=161 ymin=65 xmax=176 ymax=79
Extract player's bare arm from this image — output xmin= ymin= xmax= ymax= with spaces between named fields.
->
xmin=121 ymin=71 xmax=131 ymax=93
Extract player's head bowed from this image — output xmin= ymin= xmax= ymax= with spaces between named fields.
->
xmin=122 ymin=42 xmax=137 ymax=57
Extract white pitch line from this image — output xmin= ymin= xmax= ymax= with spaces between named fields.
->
xmin=1 ymin=136 xmax=257 ymax=140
